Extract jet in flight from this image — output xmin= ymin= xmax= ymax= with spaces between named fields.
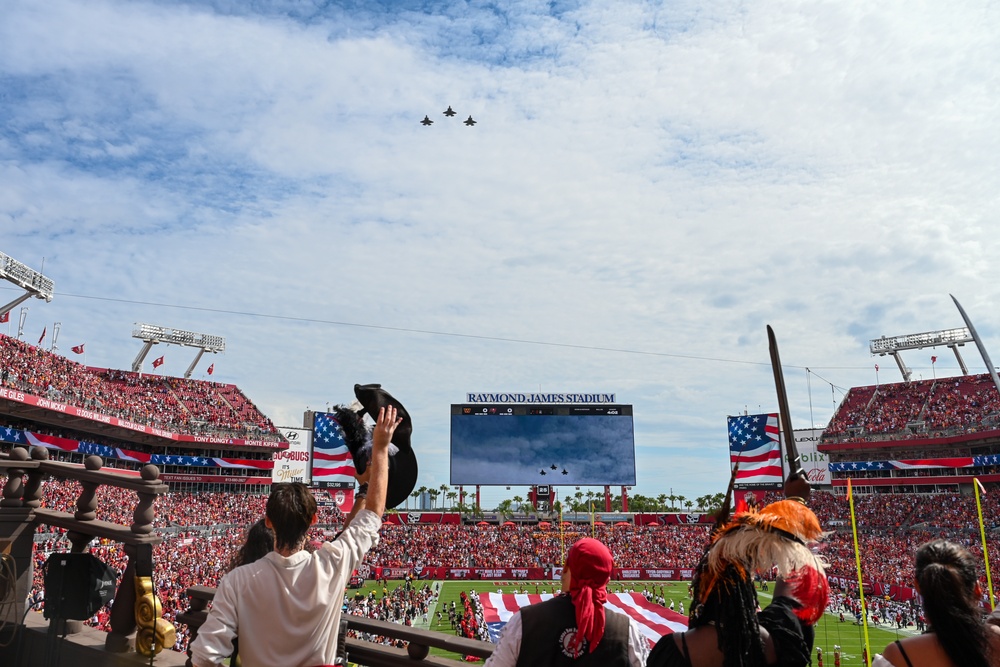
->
xmin=561 ymin=469 xmax=569 ymax=475
xmin=421 ymin=115 xmax=433 ymax=126
xmin=444 ymin=106 xmax=457 ymax=117
xmin=464 ymin=115 xmax=477 ymax=126
xmin=539 ymin=469 xmax=547 ymax=475
xmin=550 ymin=464 xmax=558 ymax=470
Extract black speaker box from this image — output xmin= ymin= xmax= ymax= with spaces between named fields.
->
xmin=44 ymin=552 xmax=117 ymax=621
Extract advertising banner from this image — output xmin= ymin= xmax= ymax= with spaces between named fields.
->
xmin=272 ymin=427 xmax=312 ymax=484
xmin=793 ymin=428 xmax=830 ymax=486
xmin=633 ymin=514 xmax=715 ymax=526
xmin=159 ymin=474 xmax=271 ymax=484
xmin=369 ymin=566 xmax=702 ymax=581
xmin=382 ymin=513 xmax=462 ymax=525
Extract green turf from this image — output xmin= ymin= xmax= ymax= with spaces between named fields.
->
xmin=398 ymin=580 xmax=914 ymax=665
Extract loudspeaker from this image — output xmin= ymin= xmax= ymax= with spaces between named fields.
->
xmin=44 ymin=552 xmax=117 ymax=621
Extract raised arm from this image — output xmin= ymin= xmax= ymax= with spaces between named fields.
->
xmin=364 ymin=406 xmax=401 ymax=518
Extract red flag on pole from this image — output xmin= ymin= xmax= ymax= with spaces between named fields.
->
xmin=152 ymin=356 xmax=165 ymax=369
xmin=71 ymin=344 xmax=85 ymax=354
xmin=37 ymin=327 xmax=46 ymax=345
xmin=931 ymin=356 xmax=937 ymax=364
xmin=0 ymin=312 xmax=9 ymax=323
xmin=207 ymin=363 xmax=214 ymax=375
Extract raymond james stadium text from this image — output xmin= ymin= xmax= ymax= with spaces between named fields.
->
xmin=465 ymin=393 xmax=616 ymax=403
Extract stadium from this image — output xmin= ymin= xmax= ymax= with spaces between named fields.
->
xmin=2 ymin=256 xmax=1000 ymax=667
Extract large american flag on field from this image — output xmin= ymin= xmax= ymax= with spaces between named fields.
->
xmin=311 ymin=412 xmax=358 ymax=483
xmin=727 ymin=413 xmax=783 ymax=488
xmin=479 ymin=592 xmax=688 ymax=648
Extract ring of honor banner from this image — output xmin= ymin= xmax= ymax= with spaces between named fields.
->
xmin=311 ymin=412 xmax=358 ymax=488
xmin=727 ymin=413 xmax=783 ymax=489
xmin=272 ymin=427 xmax=312 ymax=484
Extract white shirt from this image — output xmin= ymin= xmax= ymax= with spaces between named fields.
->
xmin=482 ymin=608 xmax=650 ymax=667
xmin=191 ymin=509 xmax=381 ymax=667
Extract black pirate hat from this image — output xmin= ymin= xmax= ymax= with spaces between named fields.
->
xmin=332 ymin=384 xmax=417 ymax=510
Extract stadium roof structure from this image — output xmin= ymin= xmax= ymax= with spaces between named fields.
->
xmin=0 ymin=251 xmax=55 ymax=320
xmin=131 ymin=322 xmax=225 ymax=378
xmin=870 ymin=327 xmax=973 ymax=382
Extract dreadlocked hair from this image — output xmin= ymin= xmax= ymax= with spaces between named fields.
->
xmin=689 ymin=557 xmax=766 ymax=667
xmin=915 ymin=539 xmax=992 ymax=667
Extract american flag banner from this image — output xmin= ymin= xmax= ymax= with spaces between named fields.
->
xmin=311 ymin=412 xmax=358 ymax=483
xmin=727 ymin=413 xmax=783 ymax=488
xmin=479 ymin=592 xmax=688 ymax=647
xmin=830 ymin=457 xmax=976 ymax=472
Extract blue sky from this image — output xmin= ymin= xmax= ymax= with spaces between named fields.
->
xmin=2 ymin=0 xmax=999 ymax=508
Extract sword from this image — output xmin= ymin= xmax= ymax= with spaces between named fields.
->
xmin=767 ymin=325 xmax=810 ymax=501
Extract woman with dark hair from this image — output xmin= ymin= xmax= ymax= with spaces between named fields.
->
xmin=229 ymin=519 xmax=274 ymax=571
xmin=874 ymin=539 xmax=1000 ymax=667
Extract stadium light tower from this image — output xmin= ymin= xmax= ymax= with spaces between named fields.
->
xmin=131 ymin=323 xmax=226 ymax=378
xmin=869 ymin=327 xmax=973 ymax=382
xmin=0 ymin=251 xmax=55 ymax=320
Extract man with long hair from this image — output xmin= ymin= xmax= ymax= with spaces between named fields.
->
xmin=191 ymin=406 xmax=401 ymax=667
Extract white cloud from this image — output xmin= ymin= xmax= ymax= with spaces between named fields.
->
xmin=2 ymin=0 xmax=999 ymax=509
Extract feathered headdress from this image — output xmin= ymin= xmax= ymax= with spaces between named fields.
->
xmin=696 ymin=499 xmax=830 ymax=625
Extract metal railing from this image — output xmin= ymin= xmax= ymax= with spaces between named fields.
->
xmin=177 ymin=585 xmax=494 ymax=667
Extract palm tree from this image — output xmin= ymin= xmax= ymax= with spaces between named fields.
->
xmin=428 ymin=488 xmax=439 ymax=509
xmin=439 ymin=484 xmax=449 ymax=509
xmin=447 ymin=491 xmax=458 ymax=509
xmin=410 ymin=490 xmax=420 ymax=510
xmin=676 ymin=495 xmax=686 ymax=513
xmin=416 ymin=486 xmax=429 ymax=510
xmin=657 ymin=494 xmax=668 ymax=511
xmin=685 ymin=499 xmax=694 ymax=512
xmin=512 ymin=495 xmax=524 ymax=513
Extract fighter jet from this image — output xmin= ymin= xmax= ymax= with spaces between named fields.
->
xmin=550 ymin=464 xmax=558 ymax=470
xmin=464 ymin=115 xmax=477 ymax=126
xmin=561 ymin=469 xmax=569 ymax=475
xmin=444 ymin=106 xmax=457 ymax=117
xmin=421 ymin=115 xmax=433 ymax=126
xmin=539 ymin=469 xmax=547 ymax=475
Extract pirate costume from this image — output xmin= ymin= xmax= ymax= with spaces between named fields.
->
xmin=648 ymin=499 xmax=829 ymax=667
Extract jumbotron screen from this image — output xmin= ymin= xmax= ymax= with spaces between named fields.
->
xmin=450 ymin=404 xmax=636 ymax=486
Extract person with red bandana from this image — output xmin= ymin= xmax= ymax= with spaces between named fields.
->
xmin=483 ymin=537 xmax=649 ymax=667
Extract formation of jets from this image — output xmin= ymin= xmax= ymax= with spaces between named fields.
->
xmin=539 ymin=464 xmax=569 ymax=476
xmin=421 ymin=106 xmax=476 ymax=126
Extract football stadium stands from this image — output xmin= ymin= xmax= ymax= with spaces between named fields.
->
xmin=7 ymin=328 xmax=1000 ymax=661
xmin=821 ymin=372 xmax=1000 ymax=492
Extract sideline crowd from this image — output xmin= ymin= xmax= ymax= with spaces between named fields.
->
xmin=20 ymin=480 xmax=1000 ymax=654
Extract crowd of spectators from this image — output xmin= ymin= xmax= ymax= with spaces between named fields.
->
xmin=17 ymin=477 xmax=1000 ymax=655
xmin=0 ymin=334 xmax=279 ymax=441
xmin=824 ymin=374 xmax=1000 ymax=442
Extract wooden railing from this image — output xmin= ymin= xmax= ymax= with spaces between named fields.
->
xmin=177 ymin=585 xmax=495 ymax=667
xmin=0 ymin=445 xmax=174 ymax=657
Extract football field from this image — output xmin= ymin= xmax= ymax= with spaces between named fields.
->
xmin=351 ymin=579 xmax=913 ymax=666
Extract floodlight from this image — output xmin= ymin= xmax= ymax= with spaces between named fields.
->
xmin=0 ymin=251 xmax=55 ymax=320
xmin=869 ymin=327 xmax=973 ymax=381
xmin=131 ymin=322 xmax=226 ymax=378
